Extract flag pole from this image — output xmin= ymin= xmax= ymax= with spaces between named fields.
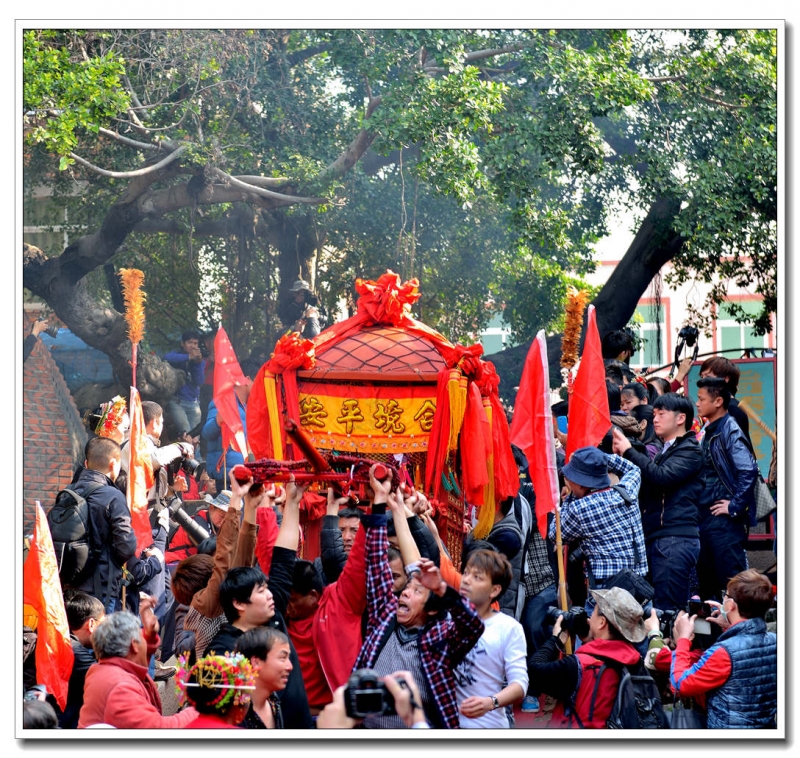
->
xmin=120 ymin=268 xmax=146 ymax=390
xmin=554 ymin=481 xmax=572 ymax=655
xmin=119 ymin=268 xmax=147 ymax=610
xmin=556 ymin=288 xmax=588 ymax=655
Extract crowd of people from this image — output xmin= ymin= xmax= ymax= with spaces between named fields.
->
xmin=22 ymin=328 xmax=778 ymax=732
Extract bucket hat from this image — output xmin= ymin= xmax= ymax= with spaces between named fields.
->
xmin=205 ymin=490 xmax=232 ymax=511
xmin=589 ymin=587 xmax=647 ymax=644
xmin=289 ymin=279 xmax=311 ymax=293
xmin=561 ymin=447 xmax=611 ymax=490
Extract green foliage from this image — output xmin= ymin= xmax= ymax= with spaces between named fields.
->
xmin=22 ymin=27 xmax=777 ymax=364
xmin=23 ymin=30 xmax=130 ymax=165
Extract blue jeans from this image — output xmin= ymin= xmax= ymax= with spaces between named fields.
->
xmin=647 ymin=536 xmax=701 ymax=612
xmin=697 ymin=516 xmax=747 ymax=603
xmin=166 ymin=398 xmax=201 ymax=436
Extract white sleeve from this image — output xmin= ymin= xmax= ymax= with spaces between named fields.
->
xmin=504 ymin=619 xmax=529 ymax=694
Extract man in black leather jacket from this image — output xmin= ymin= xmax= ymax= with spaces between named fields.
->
xmin=612 ymin=393 xmax=703 ymax=611
xmin=695 ymin=377 xmax=759 ymax=602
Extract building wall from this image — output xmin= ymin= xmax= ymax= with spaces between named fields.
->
xmin=22 ymin=309 xmax=88 ymax=535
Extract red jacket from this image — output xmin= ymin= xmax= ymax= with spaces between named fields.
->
xmin=79 ymin=642 xmax=198 ymax=728
xmin=549 ymin=639 xmax=642 ymax=729
xmin=286 ymin=524 xmax=368 ymax=700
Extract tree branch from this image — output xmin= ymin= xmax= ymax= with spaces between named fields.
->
xmin=208 ymin=167 xmax=325 ymax=205
xmin=98 ymin=126 xmax=161 ymax=151
xmin=69 ymin=144 xmax=188 ymax=178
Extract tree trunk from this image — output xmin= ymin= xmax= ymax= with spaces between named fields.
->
xmin=488 ymin=197 xmax=683 ymax=401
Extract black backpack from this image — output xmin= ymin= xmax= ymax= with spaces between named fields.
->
xmin=581 ymin=657 xmax=670 ymax=730
xmin=47 ymin=483 xmax=104 ymax=587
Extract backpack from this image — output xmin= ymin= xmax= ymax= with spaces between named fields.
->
xmin=47 ymin=482 xmax=104 ymax=587
xmin=581 ymin=657 xmax=669 ymax=730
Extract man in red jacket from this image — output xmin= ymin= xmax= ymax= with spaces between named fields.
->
xmin=79 ymin=595 xmax=197 ymax=728
xmin=529 ymin=586 xmax=647 ymax=728
xmin=285 ymin=489 xmax=368 ymax=714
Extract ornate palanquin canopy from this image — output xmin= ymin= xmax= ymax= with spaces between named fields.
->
xmin=246 ymin=271 xmax=519 ymax=539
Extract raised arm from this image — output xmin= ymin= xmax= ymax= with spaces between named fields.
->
xmin=388 ymin=490 xmax=421 ymax=567
xmin=270 ymin=478 xmax=307 ymax=617
xmin=191 ymin=498 xmax=242 ymax=618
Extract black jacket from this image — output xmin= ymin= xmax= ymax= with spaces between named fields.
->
xmin=206 ymin=546 xmax=313 ymax=729
xmin=73 ymin=469 xmax=136 ymax=605
xmin=622 ymin=432 xmax=704 ymax=542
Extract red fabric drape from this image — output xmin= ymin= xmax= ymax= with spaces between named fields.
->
xmin=477 ymin=361 xmax=519 ymax=502
xmin=509 ymin=331 xmax=560 ymax=538
xmin=459 ymin=382 xmax=491 ymax=506
xmin=213 ymin=327 xmax=248 ymax=456
xmin=23 ymin=505 xmax=74 ymax=710
xmin=246 ymin=362 xmax=272 ymax=460
xmin=565 ymin=305 xmax=611 ymax=461
xmin=127 ymin=386 xmax=156 ymax=555
xmin=424 ymin=367 xmax=453 ymax=501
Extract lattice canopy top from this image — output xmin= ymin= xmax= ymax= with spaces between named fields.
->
xmin=303 ymin=325 xmax=447 ymax=379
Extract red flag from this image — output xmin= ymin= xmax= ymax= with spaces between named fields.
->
xmin=23 ymin=504 xmax=74 ymax=710
xmin=213 ymin=327 xmax=249 ymax=457
xmin=565 ymin=305 xmax=611 ymax=461
xmin=127 ymin=386 xmax=155 ymax=555
xmin=510 ymin=331 xmax=560 ymax=538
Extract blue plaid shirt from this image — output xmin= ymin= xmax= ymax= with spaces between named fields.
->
xmin=549 ymin=454 xmax=647 ymax=585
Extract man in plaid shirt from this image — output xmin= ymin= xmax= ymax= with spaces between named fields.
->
xmin=549 ymin=447 xmax=647 ymax=610
xmin=352 ymin=469 xmax=484 ymax=728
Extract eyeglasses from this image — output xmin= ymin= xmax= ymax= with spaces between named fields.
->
xmin=722 ymin=591 xmax=736 ymax=603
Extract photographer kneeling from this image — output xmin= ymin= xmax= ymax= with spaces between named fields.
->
xmin=670 ymin=569 xmax=777 ymax=728
xmin=529 ymin=587 xmax=647 ymax=728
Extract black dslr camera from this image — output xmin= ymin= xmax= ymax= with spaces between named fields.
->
xmin=344 ymin=669 xmax=408 ymax=719
xmin=164 ymin=443 xmax=205 ymax=481
xmin=545 ymin=605 xmax=590 ymax=638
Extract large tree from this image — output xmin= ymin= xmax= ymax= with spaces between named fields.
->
xmin=22 ymin=27 xmax=776 ymax=401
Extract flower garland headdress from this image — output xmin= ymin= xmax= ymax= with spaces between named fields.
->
xmin=175 ymin=653 xmax=256 ymax=711
xmin=95 ymin=395 xmax=127 ymax=437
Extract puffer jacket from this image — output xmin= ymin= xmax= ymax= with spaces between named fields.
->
xmin=705 ymin=413 xmax=759 ymax=525
xmin=622 ymin=432 xmax=703 ymax=542
xmin=706 ymin=617 xmax=777 ymax=728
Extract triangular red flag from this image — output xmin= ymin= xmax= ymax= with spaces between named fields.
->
xmin=565 ymin=305 xmax=611 ymax=461
xmin=127 ymin=386 xmax=156 ymax=555
xmin=23 ymin=504 xmax=74 ymax=710
xmin=510 ymin=330 xmax=560 ymax=538
xmin=213 ymin=327 xmax=249 ymax=457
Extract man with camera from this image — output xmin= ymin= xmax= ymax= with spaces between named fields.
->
xmin=352 ymin=466 xmax=484 ymax=729
xmin=280 ymin=279 xmax=323 ymax=339
xmin=612 ymin=393 xmax=703 ymax=612
xmin=670 ymin=569 xmax=777 ymax=728
xmin=550 ymin=447 xmax=648 ymax=608
xmin=529 ymin=586 xmax=648 ymax=728
xmin=163 ymin=329 xmax=207 ymax=438
xmin=318 ymin=670 xmax=431 ymax=729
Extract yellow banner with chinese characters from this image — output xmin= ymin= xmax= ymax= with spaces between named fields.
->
xmin=297 ymin=381 xmax=437 ymax=454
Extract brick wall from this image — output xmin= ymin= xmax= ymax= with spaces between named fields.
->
xmin=22 ymin=314 xmax=88 ymax=535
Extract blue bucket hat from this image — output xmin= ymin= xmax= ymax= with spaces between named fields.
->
xmin=562 ymin=447 xmax=611 ymax=490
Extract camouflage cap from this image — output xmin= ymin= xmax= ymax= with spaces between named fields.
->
xmin=590 ymin=586 xmax=647 ymax=644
